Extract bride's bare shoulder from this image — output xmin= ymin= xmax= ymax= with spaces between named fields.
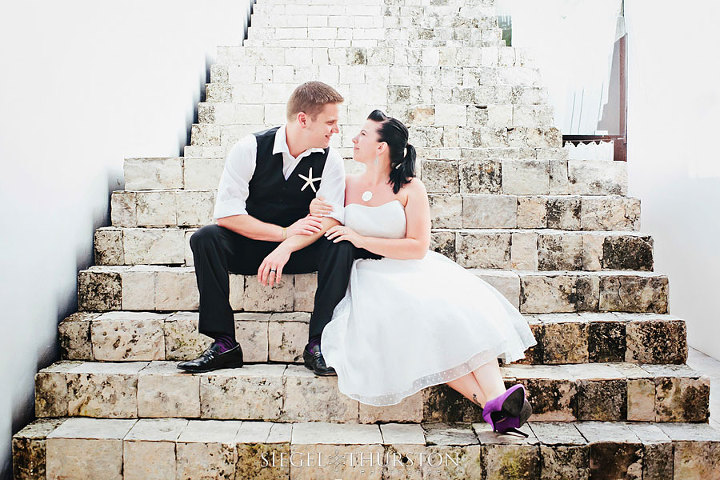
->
xmin=399 ymin=178 xmax=427 ymax=206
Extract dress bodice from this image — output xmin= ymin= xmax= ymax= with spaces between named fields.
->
xmin=344 ymin=199 xmax=406 ymax=239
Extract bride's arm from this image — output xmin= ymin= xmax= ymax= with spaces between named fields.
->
xmin=328 ymin=178 xmax=431 ymax=259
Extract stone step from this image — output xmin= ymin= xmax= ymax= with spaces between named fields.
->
xmin=77 ymin=265 xmax=669 ymax=314
xmin=196 ymin=102 xmax=555 ymax=129
xmin=14 ymin=417 xmax=720 ymax=479
xmin=211 ymin=45 xmax=534 ymax=69
xmin=190 ymin=117 xmax=560 ymax=150
xmin=59 ymin=311 xmax=687 ymax=366
xmin=242 ymin=24 xmax=501 ymax=44
xmin=110 ymin=190 xmax=640 ymax=231
xmin=95 ymin=226 xmax=652 ymax=272
xmin=248 ymin=11 xmax=498 ymax=31
xmin=205 ymin=69 xmax=545 ymax=106
xmin=33 ymin=360 xmax=708 ymax=423
xmin=182 ymin=144 xmax=565 ymax=163
xmin=126 ymin=151 xmax=628 ymax=198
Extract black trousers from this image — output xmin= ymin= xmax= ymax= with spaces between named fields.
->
xmin=190 ymin=224 xmax=380 ymax=341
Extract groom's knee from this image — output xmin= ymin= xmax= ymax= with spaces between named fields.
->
xmin=190 ymin=224 xmax=224 ymax=253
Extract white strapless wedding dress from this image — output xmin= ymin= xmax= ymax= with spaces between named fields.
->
xmin=320 ymin=199 xmax=537 ymax=406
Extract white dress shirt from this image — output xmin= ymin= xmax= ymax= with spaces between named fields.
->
xmin=213 ymin=125 xmax=346 ymax=224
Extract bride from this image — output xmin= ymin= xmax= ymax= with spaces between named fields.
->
xmin=311 ymin=110 xmax=538 ymax=436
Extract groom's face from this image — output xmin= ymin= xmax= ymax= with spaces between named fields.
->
xmin=305 ymin=103 xmax=340 ymax=149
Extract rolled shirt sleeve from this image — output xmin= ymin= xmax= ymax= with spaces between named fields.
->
xmin=316 ymin=148 xmax=346 ymax=224
xmin=213 ymin=134 xmax=257 ymax=221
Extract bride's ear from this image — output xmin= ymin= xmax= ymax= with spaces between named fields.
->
xmin=377 ymin=142 xmax=388 ymax=156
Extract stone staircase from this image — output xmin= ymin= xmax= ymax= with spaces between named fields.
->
xmin=12 ymin=0 xmax=720 ymax=478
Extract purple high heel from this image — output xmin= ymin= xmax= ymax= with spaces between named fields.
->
xmin=482 ymin=384 xmax=532 ymax=437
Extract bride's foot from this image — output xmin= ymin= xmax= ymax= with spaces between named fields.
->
xmin=481 ymin=384 xmax=532 ymax=437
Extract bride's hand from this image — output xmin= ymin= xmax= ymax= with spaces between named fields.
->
xmin=325 ymin=225 xmax=365 ymax=248
xmin=310 ymin=196 xmax=333 ymax=216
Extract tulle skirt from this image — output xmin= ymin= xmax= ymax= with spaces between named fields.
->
xmin=321 ymin=251 xmax=537 ymax=406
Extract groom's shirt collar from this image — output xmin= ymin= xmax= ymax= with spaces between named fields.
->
xmin=273 ymin=124 xmax=325 ymax=177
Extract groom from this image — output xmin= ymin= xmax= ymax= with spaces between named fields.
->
xmin=178 ymin=81 xmax=351 ymax=375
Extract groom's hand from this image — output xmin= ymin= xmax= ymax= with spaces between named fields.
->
xmin=287 ymin=215 xmax=324 ymax=237
xmin=258 ymin=245 xmax=291 ymax=287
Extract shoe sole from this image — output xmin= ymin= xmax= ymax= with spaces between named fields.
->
xmin=177 ymin=360 xmax=244 ymax=374
xmin=303 ymin=353 xmax=337 ymax=376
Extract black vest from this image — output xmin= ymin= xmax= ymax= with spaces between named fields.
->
xmin=245 ymin=126 xmax=329 ymax=227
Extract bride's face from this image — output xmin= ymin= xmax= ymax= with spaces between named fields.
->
xmin=352 ymin=120 xmax=384 ymax=164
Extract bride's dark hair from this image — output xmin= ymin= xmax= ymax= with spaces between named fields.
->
xmin=367 ymin=109 xmax=416 ymax=194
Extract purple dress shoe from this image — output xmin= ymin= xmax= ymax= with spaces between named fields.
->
xmin=482 ymin=384 xmax=533 ymax=437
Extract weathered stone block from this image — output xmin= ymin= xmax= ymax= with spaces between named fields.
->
xmin=587 ymin=320 xmax=626 ymax=363
xmin=91 ymin=312 xmax=166 ymax=361
xmin=156 ymin=267 xmax=199 ymax=310
xmin=283 ymin=366 xmax=359 ymax=422
xmin=268 ymin=320 xmax=306 ymax=363
xmin=66 ymin=362 xmax=146 ymax=418
xmin=111 ymin=191 xmax=137 ymax=227
xmin=164 ymin=312 xmax=212 ymax=360
xmin=46 ymin=418 xmax=136 ymax=480
xmin=176 ymin=420 xmax=242 ymax=479
xmin=243 ymin=275 xmax=294 ymax=311
xmin=184 ymin=157 xmax=224 ymax=190
xmin=422 ymin=160 xmax=459 ymax=193
xmin=502 ymin=159 xmax=549 ymax=195
xmin=78 ymin=268 xmax=123 ymax=311
xmin=546 ymin=196 xmax=581 ymax=230
xmin=35 ymin=362 xmax=80 ymax=417
xmin=429 ymin=194 xmax=462 ymax=228
xmin=537 ymin=233 xmax=583 ymax=270
xmin=431 ymin=231 xmax=456 ymax=259
xmin=459 ymin=160 xmax=502 ymax=194
xmin=602 ymin=235 xmax=653 ymax=271
xmin=421 ymin=445 xmax=483 ymax=480
xmin=462 ymin=195 xmax=516 ymax=228
xmin=123 ymin=228 xmax=185 ymax=265
xmin=455 ymin=232 xmax=511 ymax=268
xmin=235 ymin=318 xmax=270 ymax=363
xmin=293 ymin=273 xmax=317 ymax=312
xmin=58 ymin=313 xmax=96 ymax=360
xmin=653 ymin=374 xmax=709 ymax=422
xmin=200 ymin=365 xmax=285 ymax=420
xmin=577 ymin=379 xmax=627 ymax=421
xmin=599 ymin=275 xmax=668 ymax=313
xmin=627 ymin=378 xmax=656 ymax=421
xmin=517 ymin=196 xmax=547 ymax=228
xmin=177 ymin=190 xmax=215 ymax=227
xmin=123 ymin=418 xmax=188 ymax=480
xmin=520 ymin=274 xmax=599 ymax=313
xmin=625 ymin=318 xmax=686 ymax=364
xmin=12 ymin=419 xmax=65 ymax=480
xmin=580 ymin=197 xmax=640 ymax=231
xmin=137 ymin=362 xmax=200 ymax=418
xmin=136 ymin=191 xmax=177 ymax=226
xmin=540 ymin=315 xmax=588 ymax=364
xmin=124 ymin=158 xmax=183 ymax=190
xmin=94 ymin=228 xmax=124 ymax=265
xmin=121 ymin=265 xmax=158 ymax=311
xmin=567 ymin=160 xmax=627 ymax=195
xmin=359 ymin=392 xmax=424 ymax=423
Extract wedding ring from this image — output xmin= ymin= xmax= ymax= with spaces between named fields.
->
xmin=270 ymin=269 xmax=277 ymax=273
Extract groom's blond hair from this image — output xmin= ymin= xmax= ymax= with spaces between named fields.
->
xmin=287 ymin=81 xmax=344 ymax=121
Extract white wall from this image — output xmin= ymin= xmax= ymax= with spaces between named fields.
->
xmin=0 ymin=1 xmax=252 ymax=477
xmin=625 ymin=0 xmax=720 ymax=358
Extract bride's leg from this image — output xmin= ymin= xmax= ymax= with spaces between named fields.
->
xmin=446 ymin=373 xmax=487 ymax=408
xmin=471 ymin=358 xmax=507 ymax=402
